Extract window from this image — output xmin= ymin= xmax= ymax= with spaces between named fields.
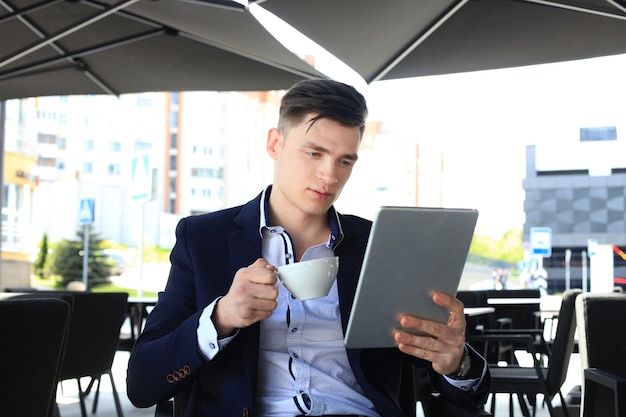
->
xmin=84 ymin=139 xmax=94 ymax=151
xmin=38 ymin=157 xmax=56 ymax=167
xmin=82 ymin=162 xmax=93 ymax=174
xmin=134 ymin=140 xmax=152 ymax=152
xmin=170 ymin=133 xmax=177 ymax=149
xmin=110 ymin=142 xmax=121 ymax=152
xmin=108 ymin=163 xmax=121 ymax=175
xmin=170 ymin=110 xmax=178 ymax=129
xmin=37 ymin=133 xmax=56 ymax=144
xmin=580 ymin=126 xmax=617 ymax=142
xmin=191 ymin=167 xmax=223 ymax=178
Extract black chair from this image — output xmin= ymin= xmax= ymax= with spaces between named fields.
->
xmin=469 ymin=289 xmax=581 ymax=417
xmin=0 ymin=298 xmax=71 ymax=417
xmin=59 ymin=291 xmax=128 ymax=417
xmin=576 ymin=292 xmax=626 ymax=417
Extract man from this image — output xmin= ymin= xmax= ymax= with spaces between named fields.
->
xmin=127 ymin=79 xmax=490 ymax=416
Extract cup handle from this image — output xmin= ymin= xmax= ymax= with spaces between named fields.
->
xmin=274 ymin=273 xmax=284 ymax=289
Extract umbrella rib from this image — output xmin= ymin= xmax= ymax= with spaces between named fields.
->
xmin=0 ymin=0 xmax=141 ymax=69
xmin=370 ymin=0 xmax=470 ymax=83
xmin=0 ymin=28 xmax=164 ymax=80
xmin=520 ymin=0 xmax=626 ymax=20
xmin=605 ymin=0 xmax=626 ymax=15
xmin=0 ymin=0 xmax=117 ymax=94
xmin=0 ymin=0 xmax=63 ymax=24
xmin=0 ymin=0 xmax=68 ymax=59
xmin=79 ymin=0 xmax=321 ymax=80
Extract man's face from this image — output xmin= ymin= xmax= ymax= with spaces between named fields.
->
xmin=267 ymin=114 xmax=361 ymax=219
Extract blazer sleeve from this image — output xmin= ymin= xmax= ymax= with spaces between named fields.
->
xmin=126 ymin=217 xmax=214 ymax=408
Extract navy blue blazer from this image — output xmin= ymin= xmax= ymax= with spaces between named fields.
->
xmin=127 ymin=192 xmax=489 ymax=417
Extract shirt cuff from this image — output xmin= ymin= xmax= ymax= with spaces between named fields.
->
xmin=442 ymin=351 xmax=488 ymax=392
xmin=197 ymin=297 xmax=238 ymax=360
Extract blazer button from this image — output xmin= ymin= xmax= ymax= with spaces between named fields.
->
xmin=242 ymin=407 xmax=249 ymax=417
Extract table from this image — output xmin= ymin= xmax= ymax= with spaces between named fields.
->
xmin=464 ymin=306 xmax=495 ymax=317
xmin=126 ymin=297 xmax=158 ymax=339
xmin=487 ymin=298 xmax=542 ymax=305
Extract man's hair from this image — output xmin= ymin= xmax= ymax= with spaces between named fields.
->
xmin=278 ymin=78 xmax=368 ymax=136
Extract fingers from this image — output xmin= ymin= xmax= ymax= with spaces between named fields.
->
xmin=394 ymin=291 xmax=467 ymax=375
xmin=213 ymin=258 xmax=279 ymax=335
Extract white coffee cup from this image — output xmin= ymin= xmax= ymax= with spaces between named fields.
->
xmin=275 ymin=256 xmax=339 ymax=300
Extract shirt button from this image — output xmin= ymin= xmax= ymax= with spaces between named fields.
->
xmin=291 ymin=328 xmax=298 ymax=333
xmin=286 ymin=253 xmax=292 ymax=259
xmin=209 ymin=342 xmax=216 ymax=349
xmin=290 ymin=294 xmax=296 ymax=299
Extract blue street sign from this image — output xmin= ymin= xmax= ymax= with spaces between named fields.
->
xmin=79 ymin=198 xmax=95 ymax=224
xmin=530 ymin=227 xmax=552 ymax=257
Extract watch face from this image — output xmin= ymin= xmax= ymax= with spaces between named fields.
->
xmin=459 ymin=348 xmax=471 ymax=376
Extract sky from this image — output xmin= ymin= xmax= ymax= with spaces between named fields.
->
xmin=251 ymin=4 xmax=626 ymax=236
xmin=364 ymin=54 xmax=626 ymax=236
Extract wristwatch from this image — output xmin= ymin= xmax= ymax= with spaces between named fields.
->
xmin=447 ymin=344 xmax=471 ymax=380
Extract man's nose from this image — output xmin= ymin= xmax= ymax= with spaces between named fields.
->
xmin=317 ymin=160 xmax=338 ymax=184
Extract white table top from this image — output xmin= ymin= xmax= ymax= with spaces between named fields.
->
xmin=127 ymin=297 xmax=158 ymax=305
xmin=487 ymin=298 xmax=541 ymax=305
xmin=464 ymin=307 xmax=495 ymax=316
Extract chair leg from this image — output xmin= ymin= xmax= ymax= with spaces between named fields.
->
xmin=91 ymin=376 xmax=101 ymax=413
xmin=544 ymin=394 xmax=557 ymax=417
xmin=76 ymin=378 xmax=88 ymax=417
xmin=84 ymin=376 xmax=96 ymax=396
xmin=107 ymin=370 xmax=125 ymax=417
xmin=557 ymin=390 xmax=571 ymax=417
xmin=517 ymin=394 xmax=531 ymax=417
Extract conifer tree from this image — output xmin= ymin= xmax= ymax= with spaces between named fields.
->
xmin=34 ymin=232 xmax=49 ymax=279
xmin=49 ymin=225 xmax=113 ymax=288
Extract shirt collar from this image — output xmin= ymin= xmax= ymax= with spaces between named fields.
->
xmin=258 ymin=185 xmax=344 ymax=249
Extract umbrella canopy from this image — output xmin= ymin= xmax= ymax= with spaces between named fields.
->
xmin=0 ymin=0 xmax=324 ymax=100
xmin=260 ymin=0 xmax=626 ymax=83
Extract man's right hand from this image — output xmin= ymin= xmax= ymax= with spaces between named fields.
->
xmin=212 ymin=258 xmax=279 ymax=337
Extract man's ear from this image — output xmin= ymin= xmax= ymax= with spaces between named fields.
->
xmin=266 ymin=128 xmax=282 ymax=159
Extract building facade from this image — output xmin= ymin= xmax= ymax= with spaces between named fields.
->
xmin=522 ymin=127 xmax=626 ymax=292
xmin=1 ymin=98 xmax=39 ymax=288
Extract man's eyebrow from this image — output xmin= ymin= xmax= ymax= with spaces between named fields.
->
xmin=305 ymin=142 xmax=359 ymax=161
xmin=342 ymin=153 xmax=359 ymax=162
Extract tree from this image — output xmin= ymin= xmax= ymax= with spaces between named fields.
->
xmin=33 ymin=232 xmax=49 ymax=279
xmin=49 ymin=225 xmax=113 ymax=288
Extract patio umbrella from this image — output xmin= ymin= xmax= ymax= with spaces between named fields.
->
xmin=0 ymin=0 xmax=324 ymax=100
xmin=259 ymin=0 xmax=626 ymax=83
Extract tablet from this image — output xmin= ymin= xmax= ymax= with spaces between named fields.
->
xmin=343 ymin=206 xmax=479 ymax=349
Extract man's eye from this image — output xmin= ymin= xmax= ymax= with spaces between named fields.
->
xmin=340 ymin=160 xmax=354 ymax=168
xmin=309 ymin=152 xmax=320 ymax=157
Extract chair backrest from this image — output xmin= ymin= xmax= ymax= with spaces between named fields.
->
xmin=486 ymin=289 xmax=541 ymax=299
xmin=59 ymin=291 xmax=128 ymax=379
xmin=576 ymin=292 xmax=626 ymax=378
xmin=2 ymin=290 xmax=129 ymax=378
xmin=457 ymin=290 xmax=488 ymax=307
xmin=487 ymin=289 xmax=541 ymax=329
xmin=545 ymin=288 xmax=581 ymax=394
xmin=0 ymin=298 xmax=71 ymax=417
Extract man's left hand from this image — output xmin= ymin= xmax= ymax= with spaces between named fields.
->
xmin=393 ymin=291 xmax=466 ymax=376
